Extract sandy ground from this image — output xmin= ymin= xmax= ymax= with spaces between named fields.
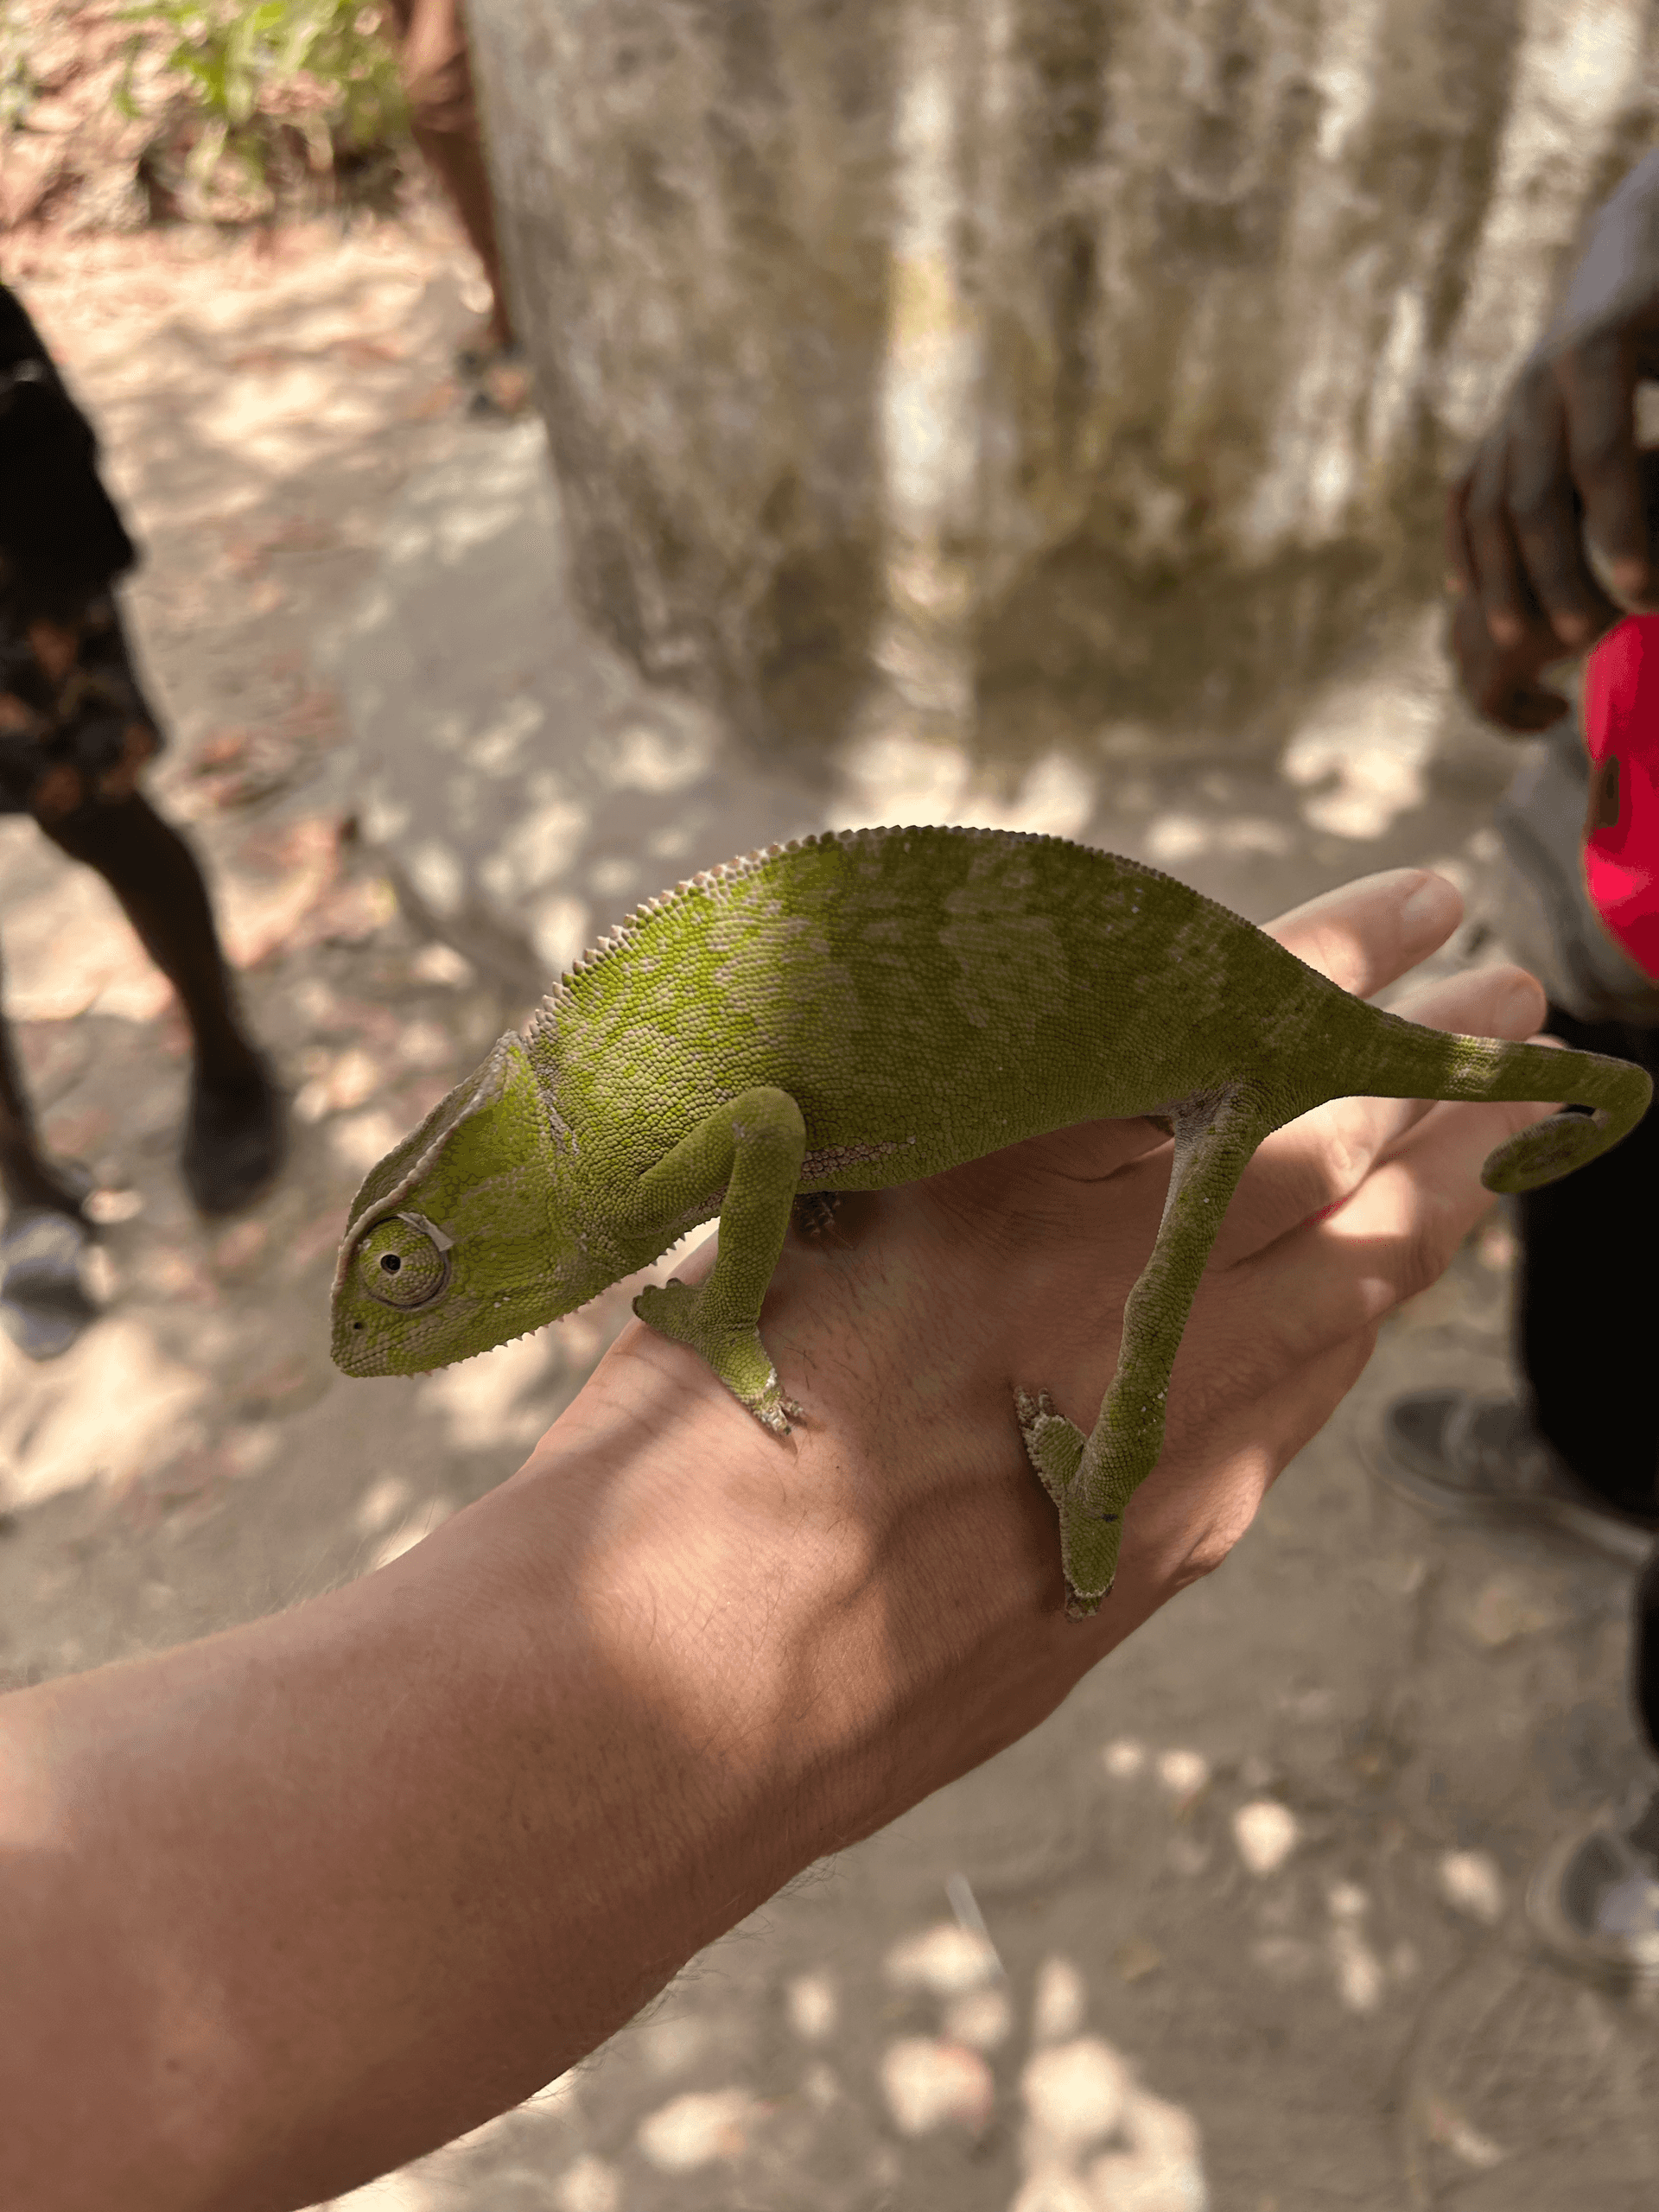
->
xmin=3 ymin=210 xmax=1659 ymax=2211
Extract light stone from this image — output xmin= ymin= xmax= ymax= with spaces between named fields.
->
xmin=468 ymin=0 xmax=1648 ymax=753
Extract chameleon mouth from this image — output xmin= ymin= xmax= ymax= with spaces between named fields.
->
xmin=329 ymin=1266 xmax=564 ymax=1379
xmin=331 ymin=1312 xmax=459 ymax=1381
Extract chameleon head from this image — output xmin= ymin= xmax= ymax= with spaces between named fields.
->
xmin=330 ymin=1030 xmax=603 ymax=1377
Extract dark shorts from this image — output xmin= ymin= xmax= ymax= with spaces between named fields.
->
xmin=0 ymin=287 xmax=163 ymax=820
xmin=0 ymin=588 xmax=162 ymax=820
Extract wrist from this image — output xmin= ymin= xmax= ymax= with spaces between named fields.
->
xmin=491 ymin=1310 xmax=1104 ymax=1862
xmin=469 ymin=1333 xmax=885 ymax=1912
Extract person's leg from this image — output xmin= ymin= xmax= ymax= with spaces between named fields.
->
xmin=0 ymin=958 xmax=86 ymax=1219
xmin=412 ymin=124 xmax=512 ymax=358
xmin=1367 ymin=1001 xmax=1659 ymax=1561
xmin=43 ymin=791 xmax=252 ymax=1081
xmin=1510 ymin=1015 xmax=1659 ymax=1980
xmin=387 ymin=0 xmax=515 ymax=354
xmin=0 ymin=938 xmax=99 ymax=1357
xmin=1631 ymin=1547 xmax=1659 ymax=1813
xmin=1527 ymin=1545 xmax=1659 ymax=1980
xmin=40 ymin=792 xmax=284 ymax=1216
xmin=1518 ymin=1004 xmax=1659 ymax=1516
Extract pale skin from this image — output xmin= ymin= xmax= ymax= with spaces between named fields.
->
xmin=1 ymin=870 xmax=1563 ymax=2212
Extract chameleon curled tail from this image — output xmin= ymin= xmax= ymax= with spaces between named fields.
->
xmin=1340 ymin=1005 xmax=1653 ymax=1193
xmin=1410 ymin=1029 xmax=1649 ymax=1192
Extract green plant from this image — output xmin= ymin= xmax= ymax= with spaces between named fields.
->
xmin=117 ymin=0 xmax=409 ymax=215
xmin=0 ymin=0 xmax=39 ymax=138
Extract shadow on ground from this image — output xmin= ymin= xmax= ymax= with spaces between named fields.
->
xmin=1 ymin=217 xmax=1656 ymax=2212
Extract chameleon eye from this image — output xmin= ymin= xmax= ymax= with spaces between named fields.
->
xmin=355 ymin=1213 xmax=452 ymax=1309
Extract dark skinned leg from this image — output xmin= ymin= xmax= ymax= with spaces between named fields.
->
xmin=387 ymin=0 xmax=517 ymax=353
xmin=0 ymin=950 xmax=86 ymax=1217
xmin=0 ymin=936 xmax=97 ymax=1357
xmin=40 ymin=791 xmax=286 ymax=1215
xmin=413 ymin=120 xmax=514 ymax=353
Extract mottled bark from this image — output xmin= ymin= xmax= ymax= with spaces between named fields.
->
xmin=468 ymin=0 xmax=1659 ymax=753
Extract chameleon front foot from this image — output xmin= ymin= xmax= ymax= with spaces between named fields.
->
xmin=1015 ymin=1389 xmax=1120 ymax=1620
xmin=634 ymin=1278 xmax=803 ymax=1435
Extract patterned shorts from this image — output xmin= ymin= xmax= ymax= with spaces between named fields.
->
xmin=0 ymin=587 xmax=162 ymax=820
xmin=1 ymin=284 xmax=162 ymax=822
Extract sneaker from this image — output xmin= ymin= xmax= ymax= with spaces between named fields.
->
xmin=1365 ymin=1387 xmax=1659 ymax=1567
xmin=0 ymin=1207 xmax=96 ymax=1361
xmin=182 ymin=1056 xmax=288 ymax=1218
xmin=1528 ymin=1794 xmax=1659 ymax=1986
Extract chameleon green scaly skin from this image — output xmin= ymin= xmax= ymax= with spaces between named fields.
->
xmin=330 ymin=827 xmax=1652 ymax=1617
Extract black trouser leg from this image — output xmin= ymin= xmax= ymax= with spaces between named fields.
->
xmin=1634 ymin=1548 xmax=1659 ymax=1774
xmin=1517 ymin=1004 xmax=1659 ymax=1517
xmin=1518 ymin=1005 xmax=1659 ymax=1762
xmin=39 ymin=791 xmax=259 ymax=1084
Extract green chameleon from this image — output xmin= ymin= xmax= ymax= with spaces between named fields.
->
xmin=331 ymin=826 xmax=1649 ymax=1615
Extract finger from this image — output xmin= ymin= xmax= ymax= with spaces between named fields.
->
xmin=1464 ymin=422 xmax=1548 ymax=650
xmin=1262 ymin=868 xmax=1462 ymax=1001
xmin=1506 ymin=364 xmax=1621 ymax=646
xmin=1210 ymin=963 xmax=1548 ymax=1266
xmin=1116 ymin=1330 xmax=1379 ymax=1610
xmin=1446 ymin=591 xmax=1571 ymax=731
xmin=1445 ymin=471 xmax=1476 ymax=597
xmin=1555 ymin=332 xmax=1653 ymax=605
xmin=1219 ymin=1087 xmax=1555 ymax=1382
xmin=1105 ymin=999 xmax=1560 ymax=1622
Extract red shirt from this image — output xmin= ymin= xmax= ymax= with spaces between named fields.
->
xmin=1581 ymin=612 xmax=1659 ymax=981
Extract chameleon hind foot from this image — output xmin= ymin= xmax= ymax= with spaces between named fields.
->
xmin=1015 ymin=1389 xmax=1120 ymax=1621
xmin=1015 ymin=1389 xmax=1084 ymax=1506
xmin=633 ymin=1278 xmax=804 ymax=1435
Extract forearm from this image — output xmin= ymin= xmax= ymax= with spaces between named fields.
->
xmin=0 ymin=867 xmax=1530 ymax=2208
xmin=0 ymin=1351 xmax=893 ymax=2212
xmin=1550 ymin=148 xmax=1659 ymax=347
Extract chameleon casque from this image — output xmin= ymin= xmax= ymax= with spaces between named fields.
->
xmin=331 ymin=826 xmax=1651 ymax=1616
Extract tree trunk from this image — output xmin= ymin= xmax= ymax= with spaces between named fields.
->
xmin=467 ymin=0 xmax=1659 ymax=755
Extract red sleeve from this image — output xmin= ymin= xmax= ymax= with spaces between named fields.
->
xmin=1582 ymin=613 xmax=1659 ymax=980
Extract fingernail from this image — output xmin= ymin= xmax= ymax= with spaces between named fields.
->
xmin=1613 ymin=558 xmax=1651 ymax=600
xmin=1487 ymin=612 xmax=1523 ymax=646
xmin=1401 ymin=874 xmax=1459 ymax=934
xmin=1553 ymin=611 xmax=1591 ymax=645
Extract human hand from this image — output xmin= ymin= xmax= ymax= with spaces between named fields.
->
xmin=1446 ymin=155 xmax=1659 ymax=730
xmin=1447 ymin=400 xmax=1659 ymax=731
xmin=0 ymin=869 xmax=1564 ymax=2212
xmin=583 ymin=867 xmax=1559 ymax=1837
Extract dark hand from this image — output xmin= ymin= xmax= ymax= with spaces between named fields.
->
xmin=1447 ymin=152 xmax=1659 ymax=730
